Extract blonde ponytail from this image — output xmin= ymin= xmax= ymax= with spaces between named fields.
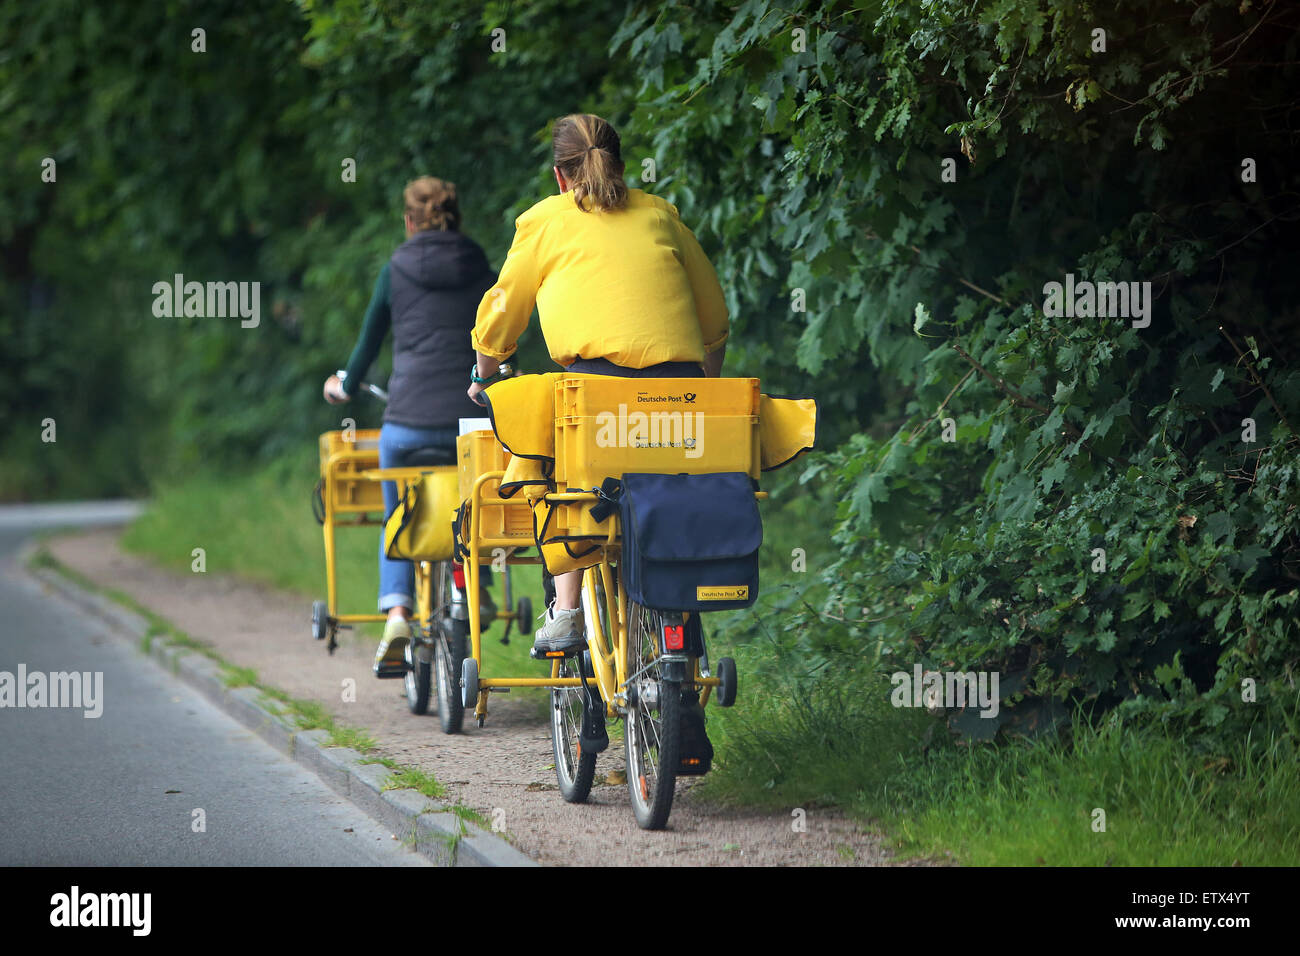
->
xmin=552 ymin=114 xmax=628 ymax=213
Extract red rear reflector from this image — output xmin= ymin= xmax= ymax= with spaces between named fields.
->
xmin=452 ymin=564 xmax=466 ymax=590
xmin=663 ymin=625 xmax=684 ymax=650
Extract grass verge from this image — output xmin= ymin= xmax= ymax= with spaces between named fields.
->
xmin=699 ymin=639 xmax=1300 ymax=865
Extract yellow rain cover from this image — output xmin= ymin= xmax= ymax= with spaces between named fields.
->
xmin=481 ymin=372 xmax=562 ymax=461
xmin=759 ymin=395 xmax=819 ymax=470
xmin=481 ymin=373 xmax=562 ymax=502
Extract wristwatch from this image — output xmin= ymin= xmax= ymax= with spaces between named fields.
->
xmin=469 ymin=362 xmax=512 ymax=385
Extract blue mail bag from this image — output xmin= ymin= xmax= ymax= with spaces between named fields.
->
xmin=619 ymin=472 xmax=762 ymax=612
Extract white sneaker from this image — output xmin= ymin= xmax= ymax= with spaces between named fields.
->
xmin=532 ymin=604 xmax=585 ymax=654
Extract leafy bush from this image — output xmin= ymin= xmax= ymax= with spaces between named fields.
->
xmin=628 ymin=0 xmax=1300 ymax=745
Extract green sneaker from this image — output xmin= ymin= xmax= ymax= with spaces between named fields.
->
xmin=374 ymin=617 xmax=411 ymax=679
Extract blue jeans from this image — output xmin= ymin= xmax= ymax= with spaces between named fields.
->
xmin=377 ymin=422 xmax=458 ymax=612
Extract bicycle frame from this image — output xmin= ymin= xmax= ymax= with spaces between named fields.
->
xmin=315 ymin=445 xmax=453 ymax=633
xmin=461 ymin=484 xmax=754 ymax=721
xmin=318 ymin=439 xmax=390 ymax=633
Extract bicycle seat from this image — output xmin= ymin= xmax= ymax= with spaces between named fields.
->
xmin=394 ymin=445 xmax=457 ymax=467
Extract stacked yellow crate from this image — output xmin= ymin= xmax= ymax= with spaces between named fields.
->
xmin=549 ymin=376 xmax=761 ymax=538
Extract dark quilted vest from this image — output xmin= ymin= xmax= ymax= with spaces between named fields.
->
xmin=385 ymin=229 xmax=496 ymax=429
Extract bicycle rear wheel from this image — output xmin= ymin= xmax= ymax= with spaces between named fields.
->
xmin=624 ymin=601 xmax=681 ymax=830
xmin=435 ymin=620 xmax=468 ymax=733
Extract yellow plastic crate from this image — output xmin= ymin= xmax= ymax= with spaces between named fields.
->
xmin=457 ymin=430 xmax=509 ymax=501
xmin=318 ymin=428 xmax=385 ymax=513
xmin=550 ymin=377 xmax=760 ymax=538
xmin=457 ymin=430 xmax=533 ymax=544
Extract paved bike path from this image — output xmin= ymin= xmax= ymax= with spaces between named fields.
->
xmin=0 ymin=524 xmax=429 ymax=866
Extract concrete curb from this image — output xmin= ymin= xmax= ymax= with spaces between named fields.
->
xmin=25 ymin=548 xmax=538 ymax=868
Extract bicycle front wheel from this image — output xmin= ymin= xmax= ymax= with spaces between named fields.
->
xmin=435 ymin=622 xmax=468 ymax=733
xmin=434 ymin=562 xmax=467 ymax=734
xmin=405 ymin=639 xmax=432 ymax=715
xmin=624 ymin=602 xmax=681 ymax=830
xmin=551 ymin=656 xmax=598 ymax=802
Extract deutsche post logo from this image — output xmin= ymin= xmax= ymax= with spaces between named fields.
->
xmin=696 ymin=586 xmax=748 ymax=601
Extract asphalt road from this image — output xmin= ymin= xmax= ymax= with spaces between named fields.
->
xmin=0 ymin=503 xmax=429 ymax=866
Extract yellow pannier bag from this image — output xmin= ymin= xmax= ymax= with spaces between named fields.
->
xmin=531 ymin=496 xmax=606 ymax=575
xmin=536 ymin=537 xmax=604 ymax=576
xmin=383 ymin=466 xmax=459 ymax=561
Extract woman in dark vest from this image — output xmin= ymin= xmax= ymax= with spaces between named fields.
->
xmin=324 ymin=176 xmax=495 ymax=678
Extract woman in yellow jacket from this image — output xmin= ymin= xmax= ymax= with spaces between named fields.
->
xmin=468 ymin=112 xmax=729 ymax=653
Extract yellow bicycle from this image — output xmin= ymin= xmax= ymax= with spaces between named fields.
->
xmin=455 ymin=373 xmax=807 ymax=829
xmin=312 ymin=378 xmax=532 ymax=728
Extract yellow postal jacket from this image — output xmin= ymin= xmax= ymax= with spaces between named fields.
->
xmin=470 ymin=189 xmax=730 ymax=369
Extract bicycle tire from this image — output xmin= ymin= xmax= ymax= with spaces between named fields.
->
xmin=716 ymin=656 xmax=738 ymax=707
xmin=406 ymin=560 xmax=438 ymax=715
xmin=431 ymin=561 xmax=467 ymax=733
xmin=624 ymin=601 xmax=682 ymax=830
xmin=436 ymin=618 xmax=468 ymax=734
xmin=311 ymin=479 xmax=326 ymax=525
xmin=311 ymin=600 xmax=328 ymax=641
xmin=405 ymin=637 xmax=432 ymax=715
xmin=551 ymin=656 xmax=598 ymax=802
